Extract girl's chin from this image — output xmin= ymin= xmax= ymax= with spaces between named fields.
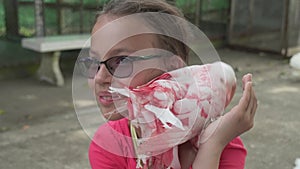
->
xmin=98 ymin=103 xmax=127 ymax=121
xmin=102 ymin=113 xmax=124 ymax=121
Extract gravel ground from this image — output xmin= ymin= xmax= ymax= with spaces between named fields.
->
xmin=0 ymin=48 xmax=299 ymax=169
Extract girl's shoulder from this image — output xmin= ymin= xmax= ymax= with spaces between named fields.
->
xmin=90 ymin=118 xmax=136 ymax=165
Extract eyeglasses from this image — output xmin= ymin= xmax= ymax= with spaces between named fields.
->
xmin=77 ymin=55 xmax=162 ymax=78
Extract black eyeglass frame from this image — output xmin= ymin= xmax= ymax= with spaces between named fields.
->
xmin=77 ymin=55 xmax=163 ymax=79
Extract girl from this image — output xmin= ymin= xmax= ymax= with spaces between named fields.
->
xmin=83 ymin=0 xmax=257 ymax=168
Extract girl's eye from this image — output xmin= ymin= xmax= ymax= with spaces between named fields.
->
xmin=116 ymin=57 xmax=128 ymax=64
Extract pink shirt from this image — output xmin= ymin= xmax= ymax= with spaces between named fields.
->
xmin=89 ymin=118 xmax=247 ymax=169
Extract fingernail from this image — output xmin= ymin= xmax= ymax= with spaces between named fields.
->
xmin=248 ymin=73 xmax=252 ymax=80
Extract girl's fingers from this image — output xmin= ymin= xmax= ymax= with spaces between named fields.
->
xmin=242 ymin=74 xmax=252 ymax=90
xmin=250 ymin=88 xmax=258 ymax=117
xmin=247 ymin=83 xmax=256 ymax=114
xmin=245 ymin=82 xmax=257 ymax=129
xmin=242 ymin=74 xmax=257 ymax=118
xmin=240 ymin=81 xmax=252 ymax=111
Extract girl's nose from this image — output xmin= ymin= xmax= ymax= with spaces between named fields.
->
xmin=94 ymin=65 xmax=112 ymax=84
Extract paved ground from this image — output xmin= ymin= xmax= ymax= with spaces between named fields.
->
xmin=0 ymin=48 xmax=299 ymax=169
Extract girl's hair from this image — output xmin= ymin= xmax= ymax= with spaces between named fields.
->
xmin=96 ymin=0 xmax=189 ymax=62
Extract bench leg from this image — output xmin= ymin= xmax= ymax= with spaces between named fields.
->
xmin=37 ymin=51 xmax=64 ymax=86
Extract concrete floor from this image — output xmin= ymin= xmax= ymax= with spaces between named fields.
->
xmin=0 ymin=48 xmax=299 ymax=169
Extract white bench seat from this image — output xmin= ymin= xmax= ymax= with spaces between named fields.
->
xmin=22 ymin=34 xmax=91 ymax=86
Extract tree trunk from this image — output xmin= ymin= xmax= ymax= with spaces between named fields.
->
xmin=56 ymin=0 xmax=63 ymax=34
xmin=195 ymin=0 xmax=202 ymax=27
xmin=34 ymin=0 xmax=45 ymax=37
xmin=3 ymin=0 xmax=19 ymax=39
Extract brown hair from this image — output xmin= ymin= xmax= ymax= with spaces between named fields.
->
xmin=95 ymin=0 xmax=189 ymax=62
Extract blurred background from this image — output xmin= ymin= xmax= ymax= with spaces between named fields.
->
xmin=0 ymin=0 xmax=300 ymax=169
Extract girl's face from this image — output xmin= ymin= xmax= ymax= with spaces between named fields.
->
xmin=89 ymin=15 xmax=167 ymax=120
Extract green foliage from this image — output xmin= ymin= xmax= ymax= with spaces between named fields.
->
xmin=0 ymin=28 xmax=5 ymax=36
xmin=45 ymin=0 xmax=57 ymax=2
xmin=18 ymin=6 xmax=35 ymax=28
xmin=175 ymin=0 xmax=229 ymax=14
xmin=18 ymin=0 xmax=34 ymax=2
xmin=0 ymin=0 xmax=229 ymax=37
xmin=62 ymin=0 xmax=81 ymax=3
xmin=176 ymin=0 xmax=197 ymax=14
xmin=18 ymin=6 xmax=35 ymax=36
xmin=19 ymin=27 xmax=35 ymax=37
xmin=82 ymin=10 xmax=97 ymax=32
xmin=17 ymin=0 xmax=109 ymax=3
xmin=83 ymin=0 xmax=110 ymax=5
xmin=202 ymin=0 xmax=229 ymax=11
xmin=0 ymin=0 xmax=4 ymax=35
xmin=44 ymin=8 xmax=58 ymax=35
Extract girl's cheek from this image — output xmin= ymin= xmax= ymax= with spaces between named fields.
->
xmin=129 ymin=69 xmax=164 ymax=87
xmin=110 ymin=69 xmax=164 ymax=89
xmin=88 ymin=79 xmax=95 ymax=90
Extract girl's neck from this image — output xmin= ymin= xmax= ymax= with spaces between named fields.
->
xmin=128 ymin=121 xmax=142 ymax=138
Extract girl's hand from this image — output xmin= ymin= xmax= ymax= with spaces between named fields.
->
xmin=212 ymin=73 xmax=258 ymax=147
xmin=191 ymin=73 xmax=258 ymax=169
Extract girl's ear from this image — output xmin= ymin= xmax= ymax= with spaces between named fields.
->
xmin=165 ymin=55 xmax=186 ymax=71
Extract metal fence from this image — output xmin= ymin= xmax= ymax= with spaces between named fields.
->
xmin=228 ymin=0 xmax=300 ymax=57
xmin=2 ymin=0 xmax=107 ymax=38
xmin=1 ymin=0 xmax=229 ymax=40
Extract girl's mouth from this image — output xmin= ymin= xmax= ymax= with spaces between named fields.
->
xmin=98 ymin=95 xmax=113 ymax=106
xmin=98 ymin=93 xmax=124 ymax=106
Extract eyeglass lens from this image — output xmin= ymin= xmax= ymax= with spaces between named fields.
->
xmin=78 ymin=55 xmax=162 ymax=78
xmin=105 ymin=56 xmax=133 ymax=78
xmin=78 ymin=56 xmax=133 ymax=78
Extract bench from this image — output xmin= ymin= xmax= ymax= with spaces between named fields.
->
xmin=21 ymin=34 xmax=91 ymax=86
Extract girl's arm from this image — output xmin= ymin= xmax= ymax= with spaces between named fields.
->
xmin=193 ymin=73 xmax=257 ymax=169
xmin=179 ymin=74 xmax=257 ymax=169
